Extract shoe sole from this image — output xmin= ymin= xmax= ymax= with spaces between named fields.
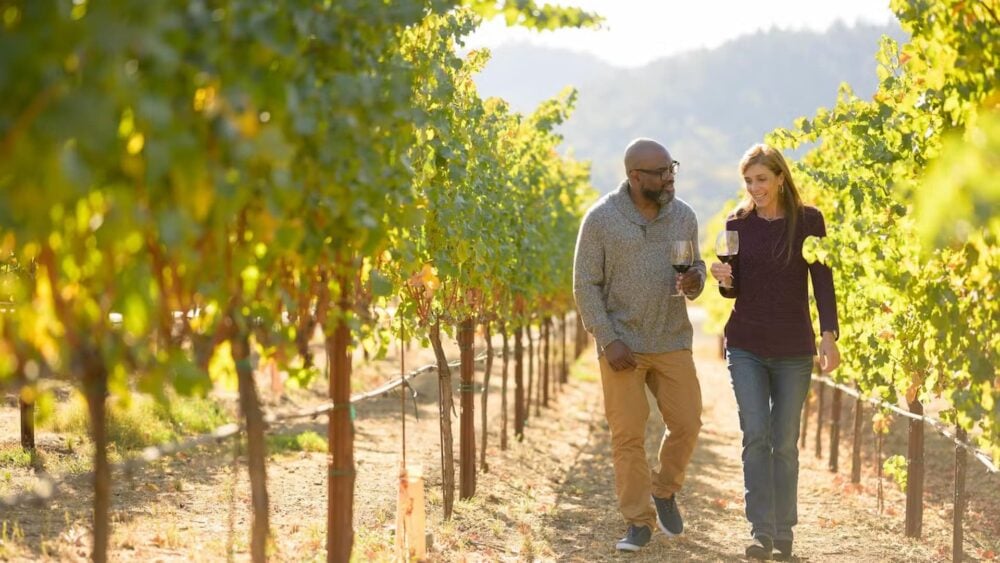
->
xmin=615 ymin=543 xmax=643 ymax=552
xmin=656 ymin=516 xmax=681 ymax=538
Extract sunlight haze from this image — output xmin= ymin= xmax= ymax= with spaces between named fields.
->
xmin=465 ymin=0 xmax=897 ymax=67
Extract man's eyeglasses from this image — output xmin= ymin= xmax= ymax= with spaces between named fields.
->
xmin=632 ymin=161 xmax=680 ymax=178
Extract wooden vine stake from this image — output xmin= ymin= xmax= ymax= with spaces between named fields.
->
xmin=500 ymin=321 xmax=510 ymax=450
xmin=527 ymin=322 xmax=535 ymax=420
xmin=814 ymin=379 xmax=826 ymax=459
xmin=327 ymin=264 xmax=355 ymax=562
xmin=904 ymin=399 xmax=924 ymax=538
xmin=850 ymin=390 xmax=864 ymax=484
xmin=458 ymin=317 xmax=476 ymax=499
xmin=19 ymin=370 xmax=34 ymax=450
xmin=514 ymin=324 xmax=525 ymax=440
xmin=480 ymin=319 xmax=494 ymax=473
xmin=829 ymin=386 xmax=843 ymax=472
xmin=542 ymin=317 xmax=550 ymax=408
xmin=952 ymin=426 xmax=968 ymax=563
xmin=560 ymin=313 xmax=568 ymax=385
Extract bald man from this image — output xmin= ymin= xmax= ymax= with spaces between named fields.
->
xmin=573 ymin=138 xmax=705 ymax=552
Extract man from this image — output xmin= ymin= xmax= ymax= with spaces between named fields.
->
xmin=573 ymin=138 xmax=705 ymax=552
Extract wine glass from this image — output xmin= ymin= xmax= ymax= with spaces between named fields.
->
xmin=715 ymin=230 xmax=739 ymax=288
xmin=670 ymin=240 xmax=694 ymax=296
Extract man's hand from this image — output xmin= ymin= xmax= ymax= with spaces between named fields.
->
xmin=676 ymin=270 xmax=702 ymax=297
xmin=604 ymin=339 xmax=637 ymax=372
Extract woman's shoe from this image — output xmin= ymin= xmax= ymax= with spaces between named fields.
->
xmin=745 ymin=536 xmax=773 ymax=560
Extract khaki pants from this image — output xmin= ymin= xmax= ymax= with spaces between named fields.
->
xmin=599 ymin=350 xmax=702 ymax=529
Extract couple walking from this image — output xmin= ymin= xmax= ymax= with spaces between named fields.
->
xmin=572 ymin=138 xmax=841 ymax=560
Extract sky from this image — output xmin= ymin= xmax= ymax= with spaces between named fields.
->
xmin=464 ymin=1 xmax=897 ymax=68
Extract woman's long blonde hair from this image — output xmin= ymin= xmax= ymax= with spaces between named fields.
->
xmin=732 ymin=143 xmax=805 ymax=264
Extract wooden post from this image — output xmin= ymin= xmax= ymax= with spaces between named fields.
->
xmin=829 ymin=387 xmax=843 ymax=473
xmin=327 ymin=305 xmax=354 ymax=560
xmin=545 ymin=317 xmax=559 ymax=401
xmin=458 ymin=318 xmax=476 ymax=499
xmin=19 ymin=378 xmax=35 ymax=450
xmin=500 ymin=322 xmax=509 ymax=451
xmin=542 ymin=318 xmax=550 ymax=408
xmin=526 ymin=322 xmax=534 ymax=421
xmin=904 ymin=399 xmax=924 ymax=538
xmin=952 ymin=426 xmax=967 ymax=562
xmin=480 ymin=320 xmax=493 ymax=473
xmin=815 ymin=382 xmax=826 ymax=459
xmin=851 ymin=393 xmax=863 ymax=484
xmin=876 ymin=430 xmax=884 ymax=514
xmin=534 ymin=320 xmax=542 ymax=417
xmin=514 ymin=325 xmax=525 ymax=440
xmin=560 ymin=313 xmax=568 ymax=385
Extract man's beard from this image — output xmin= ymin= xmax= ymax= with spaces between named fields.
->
xmin=642 ymin=186 xmax=672 ymax=204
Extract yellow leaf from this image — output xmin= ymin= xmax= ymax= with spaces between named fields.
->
xmin=208 ymin=341 xmax=238 ymax=392
xmin=1 ymin=232 xmax=15 ymax=255
xmin=237 ymin=109 xmax=260 ymax=138
xmin=193 ymin=86 xmax=218 ymax=113
xmin=126 ymin=133 xmax=145 ymax=155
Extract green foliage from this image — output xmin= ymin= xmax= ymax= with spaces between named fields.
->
xmin=914 ymin=111 xmax=1000 ymax=249
xmin=268 ymin=430 xmax=328 ymax=454
xmin=0 ymin=445 xmax=35 ymax=469
xmin=0 ymin=0 xmax=595 ymax=503
xmin=883 ymin=454 xmax=908 ymax=492
xmin=464 ymin=0 xmax=602 ymax=30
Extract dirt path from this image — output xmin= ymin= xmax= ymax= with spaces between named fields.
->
xmin=1 ymin=307 xmax=998 ymax=561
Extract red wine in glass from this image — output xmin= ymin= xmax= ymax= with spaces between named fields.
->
xmin=670 ymin=240 xmax=694 ymax=296
xmin=715 ymin=231 xmax=739 ymax=287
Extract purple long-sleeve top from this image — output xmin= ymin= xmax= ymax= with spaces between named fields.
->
xmin=720 ymin=206 xmax=839 ymax=358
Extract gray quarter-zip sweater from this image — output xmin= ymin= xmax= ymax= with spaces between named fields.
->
xmin=573 ymin=180 xmax=705 ymax=354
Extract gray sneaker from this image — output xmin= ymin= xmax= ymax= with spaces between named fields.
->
xmin=615 ymin=524 xmax=652 ymax=551
xmin=652 ymin=494 xmax=683 ymax=536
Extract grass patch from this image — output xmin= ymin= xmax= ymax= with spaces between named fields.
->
xmin=158 ymin=395 xmax=231 ymax=435
xmin=267 ymin=430 xmax=327 ymax=454
xmin=41 ymin=392 xmax=232 ymax=452
xmin=0 ymin=445 xmax=35 ymax=468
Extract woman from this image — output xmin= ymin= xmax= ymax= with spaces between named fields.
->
xmin=710 ymin=144 xmax=840 ymax=561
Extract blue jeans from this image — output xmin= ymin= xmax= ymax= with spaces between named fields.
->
xmin=727 ymin=347 xmax=813 ymax=542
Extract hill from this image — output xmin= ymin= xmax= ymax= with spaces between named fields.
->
xmin=474 ymin=21 xmax=909 ymax=219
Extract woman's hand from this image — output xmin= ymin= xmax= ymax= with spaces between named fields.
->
xmin=819 ymin=331 xmax=840 ymax=373
xmin=709 ymin=261 xmax=733 ymax=285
